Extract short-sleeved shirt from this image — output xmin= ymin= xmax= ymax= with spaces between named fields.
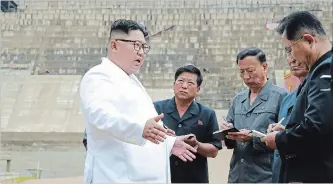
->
xmin=225 ymin=79 xmax=287 ymax=183
xmin=154 ymin=97 xmax=222 ymax=183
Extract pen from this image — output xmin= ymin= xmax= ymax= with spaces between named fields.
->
xmin=222 ymin=116 xmax=233 ymax=129
xmin=277 ymin=117 xmax=285 ymax=124
xmin=222 ymin=116 xmax=232 ymax=123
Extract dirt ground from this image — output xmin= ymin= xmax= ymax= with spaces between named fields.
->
xmin=20 ymin=149 xmax=233 ymax=184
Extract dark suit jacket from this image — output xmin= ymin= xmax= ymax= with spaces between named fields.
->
xmin=276 ymin=52 xmax=333 ymax=183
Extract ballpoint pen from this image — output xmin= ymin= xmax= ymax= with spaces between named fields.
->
xmin=222 ymin=116 xmax=233 ymax=129
xmin=277 ymin=117 xmax=285 ymax=124
xmin=269 ymin=117 xmax=285 ymax=132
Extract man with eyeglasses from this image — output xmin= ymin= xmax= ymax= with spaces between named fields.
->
xmin=81 ymin=22 xmax=150 ymax=150
xmin=262 ymin=11 xmax=333 ymax=183
xmin=153 ymin=65 xmax=222 ymax=183
xmin=80 ymin=19 xmax=197 ymax=184
xmin=267 ymin=57 xmax=308 ymax=183
xmin=220 ymin=47 xmax=287 ymax=183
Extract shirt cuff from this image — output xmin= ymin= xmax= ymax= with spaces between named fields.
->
xmin=166 ymin=135 xmax=177 ymax=155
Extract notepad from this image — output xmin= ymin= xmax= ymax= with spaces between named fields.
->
xmin=213 ymin=127 xmax=240 ymax=140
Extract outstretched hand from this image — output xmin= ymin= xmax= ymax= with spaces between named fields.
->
xmin=171 ymin=134 xmax=198 ymax=162
xmin=142 ymin=113 xmax=167 ymax=144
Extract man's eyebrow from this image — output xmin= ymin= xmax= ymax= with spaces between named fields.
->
xmin=178 ymin=77 xmax=194 ymax=81
xmin=135 ymin=40 xmax=147 ymax=44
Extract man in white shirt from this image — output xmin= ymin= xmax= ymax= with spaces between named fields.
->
xmin=80 ymin=19 xmax=197 ymax=184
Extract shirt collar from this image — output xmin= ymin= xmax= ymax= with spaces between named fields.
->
xmin=239 ymin=79 xmax=273 ymax=102
xmin=165 ymin=97 xmax=199 ymax=115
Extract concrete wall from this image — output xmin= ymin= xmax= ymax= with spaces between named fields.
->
xmin=0 ymin=73 xmax=227 ymax=140
xmin=0 ymin=0 xmax=332 ymax=181
xmin=0 ymin=74 xmax=177 ymax=133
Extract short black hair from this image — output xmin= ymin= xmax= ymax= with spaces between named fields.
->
xmin=175 ymin=65 xmax=203 ymax=87
xmin=109 ymin=19 xmax=148 ymax=39
xmin=276 ymin=11 xmax=326 ymax=40
xmin=236 ymin=47 xmax=266 ymax=64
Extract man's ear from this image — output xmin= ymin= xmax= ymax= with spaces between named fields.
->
xmin=197 ymin=86 xmax=200 ymax=93
xmin=110 ymin=40 xmax=117 ymax=51
xmin=262 ymin=62 xmax=268 ymax=70
xmin=302 ymin=34 xmax=315 ymax=46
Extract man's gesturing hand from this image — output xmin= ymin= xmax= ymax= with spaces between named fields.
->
xmin=142 ymin=113 xmax=167 ymax=144
xmin=171 ymin=135 xmax=197 ymax=162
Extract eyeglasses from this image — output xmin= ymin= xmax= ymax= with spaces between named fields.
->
xmin=115 ymin=39 xmax=150 ymax=54
xmin=175 ymin=78 xmax=197 ymax=87
xmin=285 ymin=37 xmax=303 ymax=56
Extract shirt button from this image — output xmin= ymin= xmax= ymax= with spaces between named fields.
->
xmin=241 ymin=158 xmax=244 ymax=162
xmin=241 ymin=142 xmax=245 ymax=146
xmin=175 ymin=161 xmax=178 ymax=165
xmin=178 ymin=124 xmax=182 ymax=128
xmin=246 ymin=113 xmax=251 ymax=117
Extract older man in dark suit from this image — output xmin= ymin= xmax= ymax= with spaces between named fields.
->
xmin=263 ymin=11 xmax=333 ymax=183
